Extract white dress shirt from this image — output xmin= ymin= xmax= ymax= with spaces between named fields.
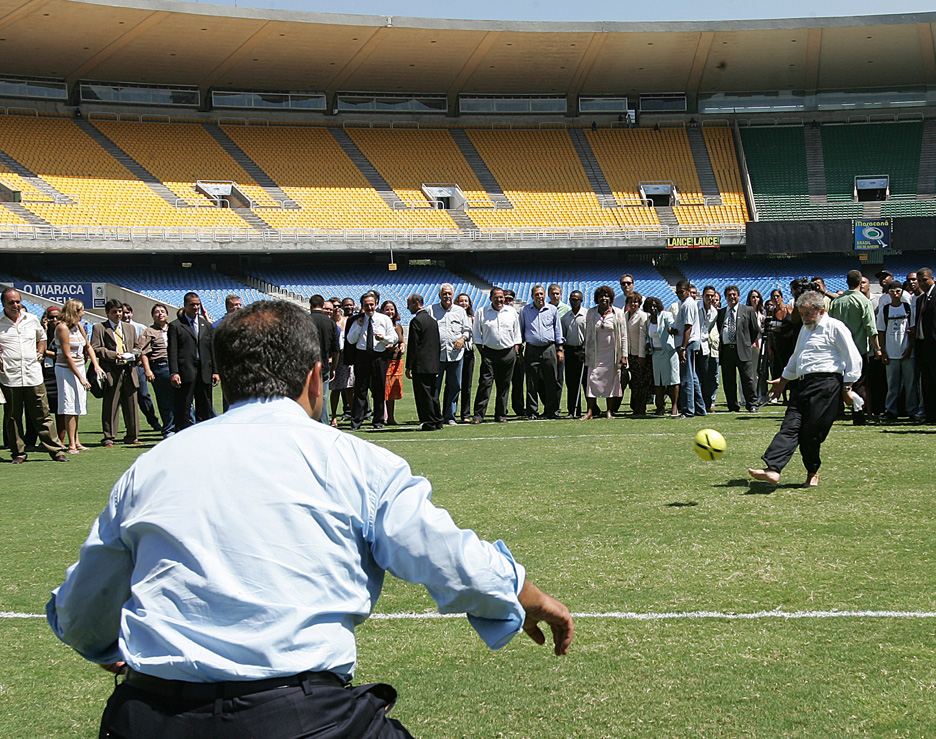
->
xmin=429 ymin=303 xmax=471 ymax=361
xmin=782 ymin=313 xmax=863 ymax=383
xmin=0 ymin=310 xmax=45 ymax=387
xmin=345 ymin=312 xmax=398 ymax=352
xmin=47 ymin=397 xmax=526 ymax=682
xmin=473 ymin=305 xmax=521 ymax=349
xmin=625 ymin=309 xmax=649 ymax=358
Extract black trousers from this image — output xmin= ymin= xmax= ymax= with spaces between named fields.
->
xmin=761 ymin=373 xmax=842 ymax=475
xmin=411 ymin=372 xmax=442 ymax=428
xmin=524 ymin=344 xmax=560 ymax=418
xmin=511 ymin=348 xmax=525 ymax=415
xmin=352 ymin=352 xmax=389 ymax=429
xmin=99 ymin=679 xmax=414 ymax=739
xmin=473 ymin=346 xmax=516 ymax=421
xmin=563 ymin=345 xmax=586 ymax=417
xmin=173 ymin=376 xmax=214 ymax=432
xmin=920 ymin=338 xmax=936 ymax=422
xmin=720 ymin=345 xmax=758 ymax=410
xmin=460 ymin=349 xmax=475 ymax=420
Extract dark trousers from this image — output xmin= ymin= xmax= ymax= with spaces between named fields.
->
xmin=720 ymin=345 xmax=757 ymax=410
xmin=920 ymin=339 xmax=936 ymax=422
xmin=867 ymin=354 xmax=887 ymax=416
xmin=1 ymin=383 xmax=64 ymax=457
xmin=697 ymin=351 xmax=719 ymax=411
xmin=411 ymin=372 xmax=442 ymax=429
xmin=352 ymin=351 xmax=389 ymax=429
xmin=173 ymin=375 xmax=214 ymax=432
xmin=136 ymin=365 xmax=160 ymax=430
xmin=563 ymin=345 xmax=586 ymax=417
xmin=149 ymin=362 xmax=175 ymax=435
xmin=510 ymin=348 xmax=525 ymax=415
xmin=99 ymin=679 xmax=414 ymax=739
xmin=460 ymin=348 xmax=475 ymax=420
xmin=473 ymin=346 xmax=516 ymax=421
xmin=761 ymin=373 xmax=842 ymax=475
xmin=102 ymin=368 xmax=140 ymax=443
xmin=524 ymin=343 xmax=560 ymax=418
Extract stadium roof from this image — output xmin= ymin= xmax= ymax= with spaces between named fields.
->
xmin=1 ymin=0 xmax=936 ymax=99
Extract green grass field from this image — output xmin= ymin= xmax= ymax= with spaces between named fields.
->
xmin=2 ymin=387 xmax=935 ymax=738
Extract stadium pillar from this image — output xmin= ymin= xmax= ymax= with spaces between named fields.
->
xmin=66 ymin=79 xmax=80 ymax=107
xmin=447 ymin=92 xmax=459 ymax=118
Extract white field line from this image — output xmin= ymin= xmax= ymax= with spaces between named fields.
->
xmin=7 ymin=607 xmax=936 ymax=622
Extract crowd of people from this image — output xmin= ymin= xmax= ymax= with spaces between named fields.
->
xmin=3 ymin=265 xmax=935 ymax=461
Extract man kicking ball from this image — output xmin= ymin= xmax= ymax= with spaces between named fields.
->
xmin=749 ymin=288 xmax=862 ymax=487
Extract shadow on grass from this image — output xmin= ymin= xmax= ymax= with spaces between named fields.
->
xmin=879 ymin=427 xmax=936 ymax=435
xmin=666 ymin=501 xmax=698 ymax=507
xmin=712 ymin=478 xmax=752 ymax=488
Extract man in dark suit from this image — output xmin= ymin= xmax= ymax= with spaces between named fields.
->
xmin=916 ymin=267 xmax=936 ymax=423
xmin=717 ymin=284 xmax=762 ymax=412
xmin=405 ymin=293 xmax=443 ymax=431
xmin=168 ymin=292 xmax=219 ymax=431
xmin=91 ymin=299 xmax=142 ymax=446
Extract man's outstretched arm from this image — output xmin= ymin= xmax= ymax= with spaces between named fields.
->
xmin=518 ymin=580 xmax=574 ymax=656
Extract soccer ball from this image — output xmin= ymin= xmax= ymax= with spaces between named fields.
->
xmin=694 ymin=429 xmax=726 ymax=461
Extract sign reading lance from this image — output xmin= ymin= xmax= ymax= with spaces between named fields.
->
xmin=16 ymin=282 xmax=107 ymax=309
xmin=853 ymin=219 xmax=892 ymax=251
xmin=666 ymin=236 xmax=721 ymax=248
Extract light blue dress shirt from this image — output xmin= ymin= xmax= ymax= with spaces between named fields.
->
xmin=519 ymin=303 xmax=564 ymax=347
xmin=47 ymin=397 xmax=526 ymax=682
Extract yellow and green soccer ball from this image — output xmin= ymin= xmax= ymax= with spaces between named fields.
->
xmin=694 ymin=429 xmax=726 ymax=461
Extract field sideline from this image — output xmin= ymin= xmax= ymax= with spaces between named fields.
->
xmin=1 ymin=387 xmax=935 ymax=737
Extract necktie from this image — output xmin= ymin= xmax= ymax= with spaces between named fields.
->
xmin=114 ymin=324 xmax=125 ymax=353
xmin=366 ymin=317 xmax=375 ymax=352
xmin=725 ymin=308 xmax=737 ymax=344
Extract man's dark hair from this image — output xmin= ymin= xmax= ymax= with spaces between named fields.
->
xmin=360 ymin=290 xmax=379 ymax=305
xmin=309 ymin=294 xmax=325 ymax=310
xmin=919 ymin=267 xmax=933 ymax=280
xmin=675 ymin=279 xmax=690 ymax=291
xmin=723 ymin=285 xmax=740 ymax=295
xmin=703 ymin=285 xmax=716 ymax=294
xmin=183 ymin=292 xmax=199 ymax=304
xmin=489 ymin=287 xmax=504 ymax=300
xmin=409 ymin=293 xmax=424 ymax=307
xmin=503 ymin=289 xmax=516 ymax=298
xmin=104 ymin=299 xmax=124 ymax=313
xmin=214 ymin=301 xmax=321 ymax=404
xmin=151 ymin=303 xmax=168 ymax=317
xmin=846 ymin=270 xmax=863 ymax=289
xmin=122 ymin=303 xmax=133 ymax=312
xmin=1 ymin=287 xmax=19 ymax=304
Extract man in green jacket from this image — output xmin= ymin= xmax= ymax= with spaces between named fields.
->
xmin=829 ymin=270 xmax=882 ymax=425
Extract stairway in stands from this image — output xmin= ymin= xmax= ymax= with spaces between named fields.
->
xmin=686 ymin=128 xmax=722 ymax=204
xmin=655 ymin=206 xmax=679 ymax=227
xmin=568 ymin=129 xmax=618 ymax=207
xmin=2 ymin=201 xmax=51 ymax=226
xmin=802 ymin=126 xmax=829 ymax=204
xmin=74 ymin=120 xmax=274 ymax=230
xmin=917 ymin=119 xmax=936 ymax=199
xmin=449 ymin=130 xmax=513 ymax=209
xmin=0 ymin=147 xmax=74 ymax=205
xmin=328 ymin=127 xmax=400 ymax=209
xmin=202 ymin=124 xmax=300 ymax=209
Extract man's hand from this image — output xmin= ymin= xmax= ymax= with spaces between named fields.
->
xmin=405 ymin=369 xmax=413 ymax=380
xmin=211 ymin=374 xmax=220 ymax=387
xmin=518 ymin=580 xmax=574 ymax=656
xmin=454 ymin=337 xmax=466 ymax=350
xmin=170 ymin=373 xmax=181 ymax=388
xmin=100 ymin=662 xmax=127 ymax=675
xmin=767 ymin=376 xmax=788 ymax=399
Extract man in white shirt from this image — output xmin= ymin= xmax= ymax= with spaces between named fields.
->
xmin=697 ymin=285 xmax=720 ymax=413
xmin=675 ymin=280 xmax=706 ymax=418
xmin=560 ymin=290 xmax=587 ymax=418
xmin=877 ymin=281 xmax=921 ymax=422
xmin=430 ymin=283 xmax=472 ymax=425
xmin=472 ymin=287 xmax=522 ymax=423
xmin=346 ymin=292 xmax=398 ymax=430
xmin=48 ymin=300 xmax=573 ymax=739
xmin=749 ymin=290 xmax=862 ymax=488
xmin=0 ymin=288 xmax=69 ymax=463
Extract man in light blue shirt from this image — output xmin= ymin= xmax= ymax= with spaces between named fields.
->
xmin=519 ymin=285 xmax=565 ymax=419
xmin=429 ymin=283 xmax=472 ymax=425
xmin=47 ymin=300 xmax=572 ymax=739
xmin=675 ymin=279 xmax=706 ymax=418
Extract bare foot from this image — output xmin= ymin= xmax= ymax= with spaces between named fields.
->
xmin=605 ymin=411 xmax=614 ymax=420
xmin=748 ymin=468 xmax=780 ymax=484
xmin=580 ymin=412 xmax=594 ymax=421
xmin=804 ymin=472 xmax=819 ymax=487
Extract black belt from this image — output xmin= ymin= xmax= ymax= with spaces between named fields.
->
xmin=722 ymin=343 xmax=737 ymax=348
xmin=151 ymin=360 xmax=168 ymax=366
xmin=124 ymin=668 xmax=345 ymax=700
